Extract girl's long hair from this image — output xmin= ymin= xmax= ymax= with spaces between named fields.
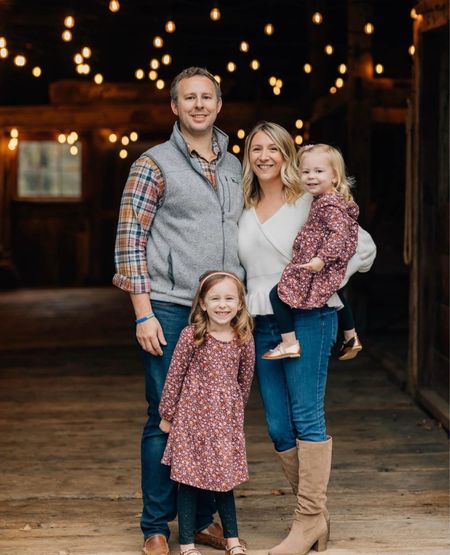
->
xmin=298 ymin=143 xmax=355 ymax=201
xmin=242 ymin=121 xmax=302 ymax=208
xmin=189 ymin=271 xmax=253 ymax=346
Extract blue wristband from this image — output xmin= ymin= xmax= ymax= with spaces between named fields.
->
xmin=135 ymin=312 xmax=155 ymax=324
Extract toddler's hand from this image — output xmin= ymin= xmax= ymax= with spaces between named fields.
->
xmin=159 ymin=419 xmax=171 ymax=433
xmin=299 ymin=257 xmax=325 ymax=273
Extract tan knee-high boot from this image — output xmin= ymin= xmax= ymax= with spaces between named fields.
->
xmin=275 ymin=446 xmax=330 ymax=539
xmin=269 ymin=437 xmax=332 ymax=555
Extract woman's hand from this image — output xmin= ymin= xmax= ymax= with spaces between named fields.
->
xmin=299 ymin=257 xmax=325 ymax=273
xmin=159 ymin=419 xmax=172 ymax=433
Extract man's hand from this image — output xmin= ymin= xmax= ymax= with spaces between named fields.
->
xmin=299 ymin=257 xmax=325 ymax=273
xmin=159 ymin=419 xmax=171 ymax=433
xmin=136 ymin=316 xmax=167 ymax=356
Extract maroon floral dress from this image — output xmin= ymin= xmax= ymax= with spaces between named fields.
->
xmin=278 ymin=192 xmax=359 ymax=309
xmin=159 ymin=325 xmax=255 ymax=492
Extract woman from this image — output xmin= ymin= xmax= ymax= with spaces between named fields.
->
xmin=238 ymin=122 xmax=376 ymax=555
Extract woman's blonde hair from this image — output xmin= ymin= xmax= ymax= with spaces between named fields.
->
xmin=298 ymin=143 xmax=355 ymax=201
xmin=189 ymin=271 xmax=253 ymax=346
xmin=242 ymin=121 xmax=302 ymax=208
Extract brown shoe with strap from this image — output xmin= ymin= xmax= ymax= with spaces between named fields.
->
xmin=194 ymin=523 xmax=247 ymax=550
xmin=337 ymin=334 xmax=363 ymax=361
xmin=143 ymin=534 xmax=170 ymax=555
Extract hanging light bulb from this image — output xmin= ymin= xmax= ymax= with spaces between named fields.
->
xmin=312 ymin=12 xmax=323 ymax=24
xmin=161 ymin=54 xmax=172 ymax=65
xmin=165 ymin=20 xmax=176 ymax=33
xmin=10 ymin=128 xmax=19 ymax=138
xmin=135 ymin=69 xmax=145 ymax=80
xmin=153 ymin=36 xmax=164 ymax=48
xmin=329 ymin=86 xmax=337 ymax=94
xmin=156 ymin=79 xmax=165 ymax=89
xmin=121 ymin=136 xmax=130 ymax=146
xmin=295 ymin=135 xmax=303 ymax=145
xmin=148 ymin=70 xmax=158 ymax=80
xmin=94 ymin=73 xmax=104 ymax=84
xmin=214 ymin=74 xmax=221 ymax=83
xmin=295 ymin=119 xmax=304 ymax=129
xmin=232 ymin=145 xmax=241 ymax=154
xmin=408 ymin=45 xmax=415 ymax=56
xmin=276 ymin=78 xmax=283 ymax=88
xmin=109 ymin=133 xmax=118 ymax=143
xmin=303 ymin=63 xmax=312 ymax=74
xmin=210 ymin=6 xmax=221 ymax=21
xmin=62 ymin=30 xmax=72 ymax=41
xmin=375 ymin=63 xmax=384 ymax=74
xmin=324 ymin=44 xmax=334 ymax=55
xmin=264 ymin=23 xmax=274 ymax=35
xmin=410 ymin=8 xmax=418 ymax=19
xmin=58 ymin=133 xmax=67 ymax=144
xmin=0 ymin=37 xmax=7 ymax=48
xmin=32 ymin=66 xmax=42 ymax=77
xmin=240 ymin=41 xmax=249 ymax=53
xmin=130 ymin=132 xmax=139 ymax=142
xmin=74 ymin=53 xmax=83 ymax=64
xmin=8 ymin=138 xmax=18 ymax=151
xmin=70 ymin=145 xmax=78 ymax=156
xmin=64 ymin=15 xmax=75 ymax=28
xmin=14 ymin=55 xmax=26 ymax=67
xmin=227 ymin=61 xmax=236 ymax=72
xmin=119 ymin=149 xmax=128 ymax=159
xmin=273 ymin=86 xmax=281 ymax=96
xmin=109 ymin=0 xmax=120 ymax=13
xmin=0 ymin=47 xmax=8 ymax=58
xmin=82 ymin=47 xmax=92 ymax=58
xmin=237 ymin=129 xmax=245 ymax=139
xmin=364 ymin=22 xmax=374 ymax=34
xmin=335 ymin=77 xmax=344 ymax=88
xmin=250 ymin=59 xmax=260 ymax=70
xmin=268 ymin=76 xmax=277 ymax=86
xmin=150 ymin=58 xmax=160 ymax=69
xmin=338 ymin=63 xmax=347 ymax=74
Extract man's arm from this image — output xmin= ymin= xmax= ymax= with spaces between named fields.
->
xmin=113 ymin=156 xmax=167 ymax=355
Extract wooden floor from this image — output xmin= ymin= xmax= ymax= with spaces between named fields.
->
xmin=0 ymin=288 xmax=448 ymax=555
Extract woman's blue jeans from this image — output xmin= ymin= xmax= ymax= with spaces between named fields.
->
xmin=140 ymin=301 xmax=216 ymax=540
xmin=254 ymin=307 xmax=337 ymax=451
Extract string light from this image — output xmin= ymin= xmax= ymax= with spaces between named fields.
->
xmin=119 ymin=149 xmax=128 ymax=159
xmin=121 ymin=136 xmax=130 ymax=145
xmin=0 ymin=37 xmax=6 ymax=48
xmin=295 ymin=119 xmax=304 ymax=129
xmin=240 ymin=41 xmax=249 ymax=53
xmin=8 ymin=138 xmax=18 ymax=151
xmin=375 ymin=63 xmax=384 ymax=74
xmin=273 ymin=86 xmax=281 ymax=95
xmin=150 ymin=58 xmax=160 ymax=69
xmin=70 ymin=145 xmax=78 ymax=156
xmin=295 ymin=135 xmax=303 ymax=145
xmin=250 ymin=59 xmax=260 ymax=70
xmin=165 ymin=20 xmax=176 ymax=33
xmin=74 ymin=53 xmax=83 ymax=64
xmin=312 ymin=12 xmax=323 ymax=24
xmin=161 ymin=54 xmax=172 ymax=65
xmin=364 ymin=22 xmax=374 ymax=34
xmin=62 ymin=30 xmax=72 ymax=41
xmin=148 ymin=70 xmax=158 ymax=80
xmin=269 ymin=76 xmax=277 ymax=86
xmin=335 ymin=77 xmax=344 ymax=88
xmin=338 ymin=64 xmax=347 ymax=74
xmin=324 ymin=44 xmax=334 ymax=55
xmin=232 ymin=145 xmax=240 ymax=154
xmin=153 ymin=36 xmax=164 ymax=48
xmin=276 ymin=78 xmax=283 ymax=88
xmin=14 ymin=55 xmax=26 ymax=67
xmin=10 ymin=129 xmax=19 ymax=138
xmin=58 ymin=134 xmax=67 ymax=144
xmin=303 ymin=63 xmax=312 ymax=74
xmin=135 ymin=69 xmax=145 ymax=79
xmin=0 ymin=48 xmax=8 ymax=58
xmin=81 ymin=47 xmax=92 ymax=58
xmin=237 ymin=129 xmax=245 ymax=139
xmin=227 ymin=61 xmax=236 ymax=72
xmin=410 ymin=8 xmax=418 ymax=19
xmin=67 ymin=132 xmax=78 ymax=145
xmin=109 ymin=0 xmax=120 ymax=13
xmin=108 ymin=133 xmax=118 ymax=143
xmin=94 ymin=73 xmax=103 ymax=84
xmin=64 ymin=16 xmax=75 ymax=28
xmin=330 ymin=86 xmax=337 ymax=94
xmin=214 ymin=74 xmax=221 ymax=83
xmin=409 ymin=45 xmax=415 ymax=56
xmin=32 ymin=66 xmax=42 ymax=77
xmin=156 ymin=79 xmax=165 ymax=89
xmin=130 ymin=132 xmax=139 ymax=142
xmin=264 ymin=23 xmax=275 ymax=35
xmin=210 ymin=7 xmax=221 ymax=21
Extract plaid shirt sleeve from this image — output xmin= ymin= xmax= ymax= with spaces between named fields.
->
xmin=112 ymin=156 xmax=164 ymax=294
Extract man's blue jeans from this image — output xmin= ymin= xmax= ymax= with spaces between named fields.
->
xmin=254 ymin=307 xmax=337 ymax=451
xmin=140 ymin=300 xmax=215 ymax=540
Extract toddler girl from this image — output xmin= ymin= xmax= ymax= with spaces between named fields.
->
xmin=263 ymin=143 xmax=359 ymax=360
xmin=159 ymin=271 xmax=255 ymax=555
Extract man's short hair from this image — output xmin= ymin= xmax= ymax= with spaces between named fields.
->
xmin=170 ymin=67 xmax=222 ymax=102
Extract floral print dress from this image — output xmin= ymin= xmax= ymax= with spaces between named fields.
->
xmin=277 ymin=192 xmax=359 ymax=309
xmin=159 ymin=325 xmax=255 ymax=492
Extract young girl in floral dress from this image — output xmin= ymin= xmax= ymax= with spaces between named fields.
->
xmin=159 ymin=271 xmax=255 ymax=555
xmin=263 ymin=143 xmax=360 ymax=360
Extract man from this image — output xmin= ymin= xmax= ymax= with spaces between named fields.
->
xmin=113 ymin=67 xmax=244 ymax=555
